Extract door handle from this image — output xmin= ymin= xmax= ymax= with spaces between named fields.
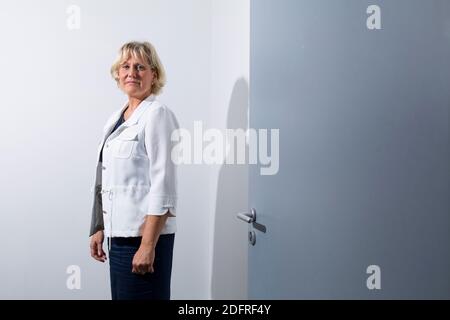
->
xmin=237 ymin=208 xmax=256 ymax=223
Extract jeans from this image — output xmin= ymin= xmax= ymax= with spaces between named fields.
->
xmin=108 ymin=234 xmax=175 ymax=300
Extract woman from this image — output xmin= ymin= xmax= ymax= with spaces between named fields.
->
xmin=89 ymin=41 xmax=179 ymax=300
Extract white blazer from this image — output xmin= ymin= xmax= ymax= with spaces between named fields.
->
xmin=90 ymin=94 xmax=179 ymax=238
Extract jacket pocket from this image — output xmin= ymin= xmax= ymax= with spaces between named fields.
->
xmin=115 ymin=129 xmax=139 ymax=159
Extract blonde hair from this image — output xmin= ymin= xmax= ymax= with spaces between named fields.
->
xmin=110 ymin=41 xmax=166 ymax=95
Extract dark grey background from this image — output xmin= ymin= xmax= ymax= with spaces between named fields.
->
xmin=250 ymin=0 xmax=450 ymax=299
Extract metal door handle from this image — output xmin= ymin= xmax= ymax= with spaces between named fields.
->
xmin=237 ymin=208 xmax=256 ymax=223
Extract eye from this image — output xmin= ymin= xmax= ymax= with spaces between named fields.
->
xmin=136 ymin=64 xmax=146 ymax=71
xmin=121 ymin=65 xmax=129 ymax=70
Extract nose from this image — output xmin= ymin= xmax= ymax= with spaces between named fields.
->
xmin=127 ymin=66 xmax=137 ymax=78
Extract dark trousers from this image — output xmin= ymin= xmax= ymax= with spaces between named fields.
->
xmin=108 ymin=234 xmax=175 ymax=300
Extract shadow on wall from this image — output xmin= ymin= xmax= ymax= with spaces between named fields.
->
xmin=211 ymin=78 xmax=249 ymax=299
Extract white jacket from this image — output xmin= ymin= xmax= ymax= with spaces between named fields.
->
xmin=90 ymin=95 xmax=179 ymax=237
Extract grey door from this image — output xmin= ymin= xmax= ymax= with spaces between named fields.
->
xmin=246 ymin=0 xmax=450 ymax=299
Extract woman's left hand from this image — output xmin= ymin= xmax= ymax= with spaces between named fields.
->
xmin=132 ymin=245 xmax=155 ymax=275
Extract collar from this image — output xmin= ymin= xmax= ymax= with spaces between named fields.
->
xmin=109 ymin=94 xmax=156 ymax=129
xmin=122 ymin=94 xmax=156 ymax=127
xmin=102 ymin=94 xmax=156 ymax=140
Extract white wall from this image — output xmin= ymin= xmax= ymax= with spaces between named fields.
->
xmin=0 ymin=0 xmax=249 ymax=299
xmin=0 ymin=0 xmax=212 ymax=299
xmin=210 ymin=0 xmax=250 ymax=299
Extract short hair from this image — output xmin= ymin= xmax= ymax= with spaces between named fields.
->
xmin=110 ymin=41 xmax=166 ymax=95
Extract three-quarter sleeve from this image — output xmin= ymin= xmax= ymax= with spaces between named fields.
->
xmin=144 ymin=106 xmax=179 ymax=216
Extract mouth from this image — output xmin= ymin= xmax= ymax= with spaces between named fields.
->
xmin=125 ymin=81 xmax=139 ymax=85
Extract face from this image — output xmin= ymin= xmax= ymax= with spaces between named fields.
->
xmin=117 ymin=55 xmax=156 ymax=99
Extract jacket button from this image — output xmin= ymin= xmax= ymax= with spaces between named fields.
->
xmin=102 ymin=210 xmax=107 ymax=214
xmin=106 ymin=144 xmax=109 ymax=148
xmin=102 ymin=166 xmax=106 ymax=170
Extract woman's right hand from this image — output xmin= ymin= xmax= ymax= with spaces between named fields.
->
xmin=90 ymin=230 xmax=107 ymax=262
